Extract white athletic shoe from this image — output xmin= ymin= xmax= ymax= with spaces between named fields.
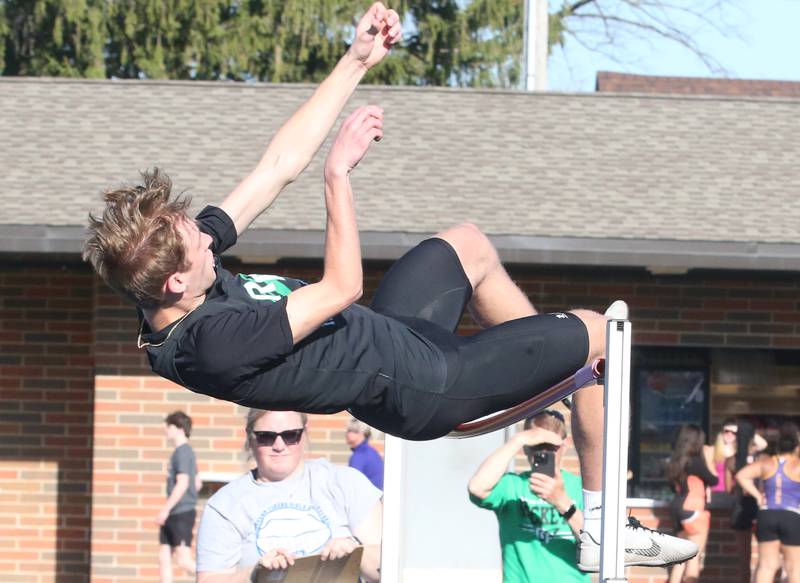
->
xmin=576 ymin=516 xmax=699 ymax=572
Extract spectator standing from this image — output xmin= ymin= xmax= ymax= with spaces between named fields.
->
xmin=196 ymin=410 xmax=382 ymax=583
xmin=345 ymin=417 xmax=384 ymax=490
xmin=468 ymin=410 xmax=588 ymax=583
xmin=736 ymin=422 xmax=800 ymax=583
xmin=666 ymin=424 xmax=718 ymax=583
xmin=710 ymin=418 xmax=738 ymax=494
xmin=158 ymin=411 xmax=200 ymax=583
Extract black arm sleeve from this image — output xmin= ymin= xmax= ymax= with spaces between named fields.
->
xmin=196 ymin=206 xmax=237 ymax=254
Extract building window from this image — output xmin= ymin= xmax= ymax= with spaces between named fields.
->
xmin=630 ymin=348 xmax=710 ymax=499
xmin=629 ymin=347 xmax=800 ymax=499
xmin=632 ymin=367 xmax=709 ymax=498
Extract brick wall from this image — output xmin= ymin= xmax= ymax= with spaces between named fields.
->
xmin=507 ymin=265 xmax=800 ymax=350
xmin=2 ymin=257 xmax=797 ymax=581
xmin=0 ymin=262 xmax=94 ymax=583
xmin=596 ymin=71 xmax=800 ymax=97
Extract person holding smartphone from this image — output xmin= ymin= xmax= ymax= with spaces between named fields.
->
xmin=468 ymin=410 xmax=587 ymax=583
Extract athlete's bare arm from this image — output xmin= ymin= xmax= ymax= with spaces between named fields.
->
xmin=284 ymin=105 xmax=383 ymax=344
xmin=218 ymin=3 xmax=401 ymax=236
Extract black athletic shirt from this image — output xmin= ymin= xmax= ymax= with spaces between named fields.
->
xmin=138 ymin=206 xmax=447 ymax=414
xmin=672 ymin=456 xmax=719 ymax=495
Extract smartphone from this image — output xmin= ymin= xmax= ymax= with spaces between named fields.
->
xmin=530 ymin=450 xmax=555 ymax=477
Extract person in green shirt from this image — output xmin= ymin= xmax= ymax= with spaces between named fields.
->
xmin=468 ymin=409 xmax=589 ymax=583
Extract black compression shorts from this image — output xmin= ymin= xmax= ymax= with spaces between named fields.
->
xmin=756 ymin=509 xmax=800 ymax=545
xmin=360 ymin=237 xmax=589 ymax=440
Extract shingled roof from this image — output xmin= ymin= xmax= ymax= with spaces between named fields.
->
xmin=1 ymin=77 xmax=798 ymax=270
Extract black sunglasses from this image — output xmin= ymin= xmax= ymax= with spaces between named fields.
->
xmin=252 ymin=428 xmax=305 ymax=447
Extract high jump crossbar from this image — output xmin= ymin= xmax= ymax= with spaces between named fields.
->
xmin=381 ymin=304 xmax=632 ymax=582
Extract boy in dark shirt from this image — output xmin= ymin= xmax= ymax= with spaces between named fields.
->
xmin=158 ymin=411 xmax=200 ymax=583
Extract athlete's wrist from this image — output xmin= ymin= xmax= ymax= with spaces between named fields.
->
xmin=558 ymin=502 xmax=577 ymax=520
xmin=554 ymin=494 xmax=573 ymax=515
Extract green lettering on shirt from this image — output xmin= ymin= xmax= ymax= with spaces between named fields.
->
xmin=238 ymin=274 xmax=293 ymax=302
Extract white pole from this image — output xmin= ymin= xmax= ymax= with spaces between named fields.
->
xmin=599 ymin=307 xmax=632 ymax=582
xmin=381 ymin=434 xmax=405 ymax=582
xmin=523 ymin=0 xmax=549 ymax=91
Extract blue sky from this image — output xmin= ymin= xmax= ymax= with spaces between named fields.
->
xmin=548 ymin=0 xmax=800 ymax=91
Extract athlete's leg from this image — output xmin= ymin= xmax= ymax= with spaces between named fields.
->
xmin=387 ymin=224 xmax=608 ymax=492
xmin=435 ymin=223 xmax=607 ymax=362
xmin=682 ymin=527 xmax=709 ymax=583
xmin=174 ymin=543 xmax=196 ymax=575
xmin=784 ymin=544 xmax=800 ymax=583
xmin=754 ymin=540 xmax=781 ymax=583
xmin=375 ymin=224 xmax=606 ymax=495
xmin=415 ymin=312 xmax=591 ymax=438
xmin=434 ymin=223 xmax=535 ymax=326
xmin=158 ymin=544 xmax=173 ymax=583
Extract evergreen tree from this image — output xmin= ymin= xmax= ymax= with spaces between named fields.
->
xmin=1 ymin=0 xmax=105 ymax=77
xmin=0 ymin=0 xmax=736 ymax=85
xmin=104 ymin=0 xmax=229 ymax=79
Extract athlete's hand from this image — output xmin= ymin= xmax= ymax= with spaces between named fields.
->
xmin=348 ymin=2 xmax=402 ymax=70
xmin=514 ymin=427 xmax=564 ymax=449
xmin=529 ymin=471 xmax=570 ymax=512
xmin=325 ymin=105 xmax=384 ymax=178
xmin=319 ymin=536 xmax=359 ymax=561
xmin=258 ymin=547 xmax=295 ymax=570
xmin=155 ymin=507 xmax=169 ymax=526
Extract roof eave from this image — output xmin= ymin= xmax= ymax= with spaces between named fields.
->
xmin=2 ymin=225 xmax=798 ymax=272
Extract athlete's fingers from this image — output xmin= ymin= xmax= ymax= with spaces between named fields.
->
xmin=342 ymin=106 xmax=369 ymax=133
xmin=349 ymin=105 xmax=383 ymax=129
xmin=384 ymin=8 xmax=400 ymax=28
xmin=385 ymin=22 xmax=402 ymax=44
xmin=529 ymin=474 xmax=554 ymax=485
xmin=371 ymin=2 xmax=387 ymax=25
xmin=359 ymin=114 xmax=384 ymax=134
xmin=365 ymin=127 xmax=383 ymax=143
xmin=361 ymin=2 xmax=385 ymax=34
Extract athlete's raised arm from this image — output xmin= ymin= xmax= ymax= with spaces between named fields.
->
xmin=219 ymin=3 xmax=401 ymax=236
xmin=284 ymin=105 xmax=383 ymax=344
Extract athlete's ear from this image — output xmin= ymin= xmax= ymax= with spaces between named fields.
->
xmin=164 ymin=272 xmax=188 ymax=295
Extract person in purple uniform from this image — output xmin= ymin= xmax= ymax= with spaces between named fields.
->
xmin=737 ymin=422 xmax=800 ymax=583
xmin=345 ymin=418 xmax=384 ymax=490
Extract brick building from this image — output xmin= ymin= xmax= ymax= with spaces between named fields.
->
xmin=1 ymin=76 xmax=798 ymax=582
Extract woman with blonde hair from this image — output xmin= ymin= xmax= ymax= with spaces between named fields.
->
xmin=710 ymin=418 xmax=738 ymax=494
xmin=196 ymin=409 xmax=383 ymax=583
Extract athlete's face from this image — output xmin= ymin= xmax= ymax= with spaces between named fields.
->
xmin=175 ymin=216 xmax=215 ymax=297
xmin=251 ymin=411 xmax=307 ymax=482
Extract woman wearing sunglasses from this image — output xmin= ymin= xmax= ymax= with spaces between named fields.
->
xmin=195 ymin=409 xmax=383 ymax=583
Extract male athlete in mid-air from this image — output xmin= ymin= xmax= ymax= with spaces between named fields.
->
xmin=84 ymin=2 xmax=696 ymax=570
